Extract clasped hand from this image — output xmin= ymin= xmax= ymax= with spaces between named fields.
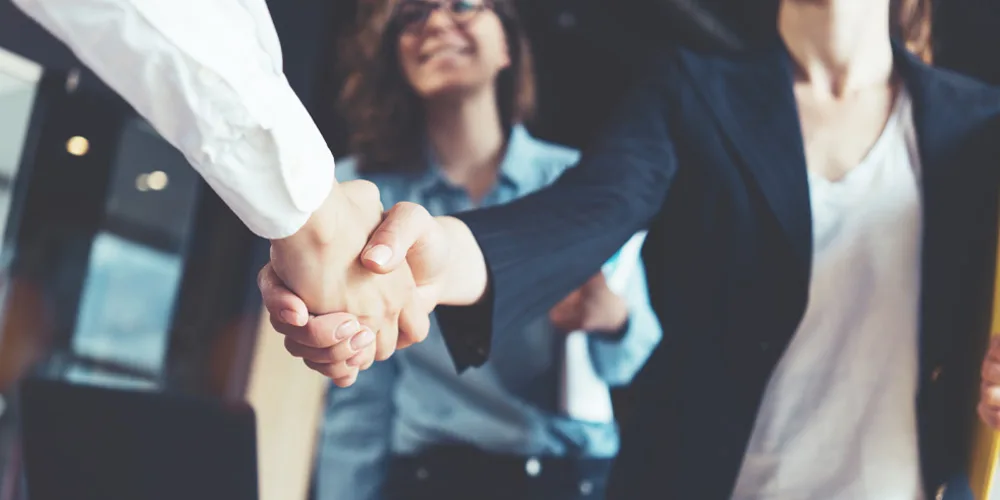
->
xmin=262 ymin=181 xmax=449 ymax=387
xmin=259 ymin=180 xmax=631 ymax=388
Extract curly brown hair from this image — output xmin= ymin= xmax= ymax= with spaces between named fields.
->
xmin=891 ymin=0 xmax=933 ymax=64
xmin=338 ymin=0 xmax=536 ymax=174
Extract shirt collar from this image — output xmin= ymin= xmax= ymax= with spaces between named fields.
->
xmin=413 ymin=124 xmax=537 ymax=195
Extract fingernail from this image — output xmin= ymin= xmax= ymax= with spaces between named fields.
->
xmin=364 ymin=245 xmax=392 ymax=266
xmin=334 ymin=374 xmax=357 ymax=388
xmin=335 ymin=319 xmax=360 ymax=341
xmin=351 ymin=329 xmax=375 ymax=350
xmin=281 ymin=310 xmax=305 ymax=326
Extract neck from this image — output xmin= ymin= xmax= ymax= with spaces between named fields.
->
xmin=779 ymin=0 xmax=894 ymax=97
xmin=424 ymin=90 xmax=507 ymax=187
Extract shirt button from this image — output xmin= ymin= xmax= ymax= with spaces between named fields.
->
xmin=579 ymin=480 xmax=594 ymax=495
xmin=415 ymin=467 xmax=430 ymax=480
xmin=931 ymin=366 xmax=944 ymax=382
xmin=525 ymin=457 xmax=542 ymax=477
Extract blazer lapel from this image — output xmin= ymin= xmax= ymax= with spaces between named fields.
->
xmin=894 ymin=42 xmax=1000 ymax=373
xmin=894 ymin=41 xmax=1000 ymax=188
xmin=679 ymin=43 xmax=813 ymax=275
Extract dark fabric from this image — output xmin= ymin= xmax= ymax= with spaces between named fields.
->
xmin=383 ymin=446 xmax=613 ymax=500
xmin=435 ymin=37 xmax=1000 ymax=500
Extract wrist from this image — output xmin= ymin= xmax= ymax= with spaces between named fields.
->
xmin=588 ymin=296 xmax=629 ymax=337
xmin=592 ymin=316 xmax=630 ymax=342
xmin=436 ymin=216 xmax=489 ymax=307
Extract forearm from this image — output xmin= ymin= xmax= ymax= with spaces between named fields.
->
xmin=434 ymin=52 xmax=678 ymax=371
xmin=271 ymin=182 xmax=344 ymax=249
xmin=13 ymin=0 xmax=335 ymax=240
xmin=435 ymin=216 xmax=489 ymax=307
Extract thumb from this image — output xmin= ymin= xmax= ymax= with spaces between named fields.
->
xmin=361 ymin=202 xmax=436 ymax=275
xmin=258 ymin=263 xmax=308 ymax=326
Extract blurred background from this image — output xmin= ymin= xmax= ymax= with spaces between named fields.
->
xmin=0 ymin=0 xmax=998 ymax=499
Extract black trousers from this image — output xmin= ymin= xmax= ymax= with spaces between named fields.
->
xmin=383 ymin=446 xmax=614 ymax=500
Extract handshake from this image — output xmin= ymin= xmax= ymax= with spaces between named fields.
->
xmin=260 ymin=180 xmax=474 ymax=387
xmin=257 ymin=179 xmax=631 ymax=388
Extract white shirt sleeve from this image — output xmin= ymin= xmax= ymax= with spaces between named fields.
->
xmin=11 ymin=0 xmax=336 ymax=239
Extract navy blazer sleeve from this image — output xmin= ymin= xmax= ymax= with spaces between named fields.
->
xmin=436 ymin=53 xmax=679 ymax=371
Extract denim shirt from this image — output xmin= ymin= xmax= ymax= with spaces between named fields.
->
xmin=314 ymin=126 xmax=662 ymax=500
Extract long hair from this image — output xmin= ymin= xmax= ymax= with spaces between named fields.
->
xmin=733 ymin=0 xmax=934 ymax=60
xmin=891 ymin=0 xmax=933 ymax=63
xmin=338 ymin=0 xmax=536 ymax=174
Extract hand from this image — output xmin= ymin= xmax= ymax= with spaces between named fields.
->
xmin=268 ymin=180 xmax=428 ymax=362
xmin=263 ymin=198 xmax=486 ymax=385
xmin=259 ymin=264 xmax=373 ymax=387
xmin=980 ymin=336 xmax=1000 ymax=429
xmin=548 ymin=273 xmax=628 ymax=335
xmin=262 ymin=198 xmax=457 ymax=385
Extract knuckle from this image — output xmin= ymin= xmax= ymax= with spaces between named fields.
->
xmin=306 ymin=323 xmax=332 ymax=347
xmin=346 ymin=179 xmax=381 ymax=205
xmin=333 ymin=373 xmax=358 ymax=388
xmin=354 ymin=179 xmax=380 ymax=197
xmin=257 ymin=266 xmax=268 ymax=290
xmin=326 ymin=345 xmax=345 ymax=364
xmin=269 ymin=314 xmax=284 ymax=332
xmin=374 ymin=344 xmax=396 ymax=362
xmin=393 ymin=201 xmax=423 ymax=216
xmin=412 ymin=327 xmax=429 ymax=343
xmin=390 ymin=202 xmax=431 ymax=228
xmin=283 ymin=337 xmax=300 ymax=357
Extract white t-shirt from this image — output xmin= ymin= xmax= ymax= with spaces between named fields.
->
xmin=732 ymin=88 xmax=925 ymax=500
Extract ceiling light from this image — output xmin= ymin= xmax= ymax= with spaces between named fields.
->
xmin=146 ymin=170 xmax=168 ymax=191
xmin=66 ymin=136 xmax=89 ymax=156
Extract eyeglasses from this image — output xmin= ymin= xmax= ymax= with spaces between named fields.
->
xmin=392 ymin=0 xmax=493 ymax=32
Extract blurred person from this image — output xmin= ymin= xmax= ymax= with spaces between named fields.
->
xmin=310 ymin=1 xmax=660 ymax=498
xmin=261 ymin=0 xmax=1000 ymax=498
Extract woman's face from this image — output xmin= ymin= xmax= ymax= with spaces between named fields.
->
xmin=395 ymin=0 xmax=511 ymax=101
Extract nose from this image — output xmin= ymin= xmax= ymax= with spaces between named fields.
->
xmin=423 ymin=7 xmax=457 ymax=32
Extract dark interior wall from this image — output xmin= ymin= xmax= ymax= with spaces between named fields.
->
xmin=0 ymin=1 xmax=79 ymax=69
xmin=5 ymin=0 xmax=1000 ymax=150
xmin=934 ymin=0 xmax=1000 ymax=85
xmin=0 ymin=0 xmax=338 ymax=109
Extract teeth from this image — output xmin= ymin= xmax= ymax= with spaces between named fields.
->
xmin=426 ymin=47 xmax=465 ymax=59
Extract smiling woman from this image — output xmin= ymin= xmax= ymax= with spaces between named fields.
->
xmin=339 ymin=0 xmax=534 ymax=175
xmin=310 ymin=1 xmax=662 ymax=499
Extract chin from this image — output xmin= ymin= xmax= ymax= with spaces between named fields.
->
xmin=418 ymin=80 xmax=481 ymax=101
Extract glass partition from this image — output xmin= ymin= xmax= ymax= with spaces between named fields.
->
xmin=0 ymin=47 xmax=41 ymax=288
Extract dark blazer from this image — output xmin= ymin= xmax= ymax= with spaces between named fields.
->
xmin=435 ymin=38 xmax=1000 ymax=499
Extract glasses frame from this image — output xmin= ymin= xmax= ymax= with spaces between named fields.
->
xmin=391 ymin=0 xmax=496 ymax=33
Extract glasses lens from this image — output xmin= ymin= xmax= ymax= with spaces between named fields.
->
xmin=449 ymin=0 xmax=482 ymax=18
xmin=395 ymin=0 xmax=486 ymax=31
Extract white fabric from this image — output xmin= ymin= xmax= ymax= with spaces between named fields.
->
xmin=560 ymin=232 xmax=646 ymax=423
xmin=12 ymin=0 xmax=336 ymax=239
xmin=732 ymin=89 xmax=925 ymax=500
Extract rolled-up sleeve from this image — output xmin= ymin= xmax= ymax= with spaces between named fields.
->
xmin=588 ymin=257 xmax=662 ymax=387
xmin=11 ymin=0 xmax=336 ymax=239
